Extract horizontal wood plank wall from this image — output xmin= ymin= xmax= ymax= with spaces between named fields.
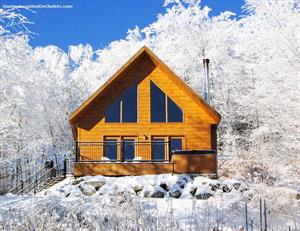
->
xmin=73 ymin=162 xmax=174 ymax=176
xmin=172 ymin=154 xmax=217 ymax=174
xmin=78 ymin=54 xmax=215 ymax=161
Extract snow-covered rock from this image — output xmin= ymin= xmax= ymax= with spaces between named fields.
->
xmin=79 ymin=183 xmax=96 ymax=196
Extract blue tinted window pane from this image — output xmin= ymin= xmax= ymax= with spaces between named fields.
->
xmin=105 ymin=98 xmax=120 ymax=122
xmin=123 ymin=139 xmax=135 ymax=160
xmin=122 ymin=84 xmax=137 ymax=122
xmin=151 ymin=81 xmax=166 ymax=122
xmin=104 ymin=140 xmax=117 ymax=160
xmin=152 ymin=139 xmax=165 ymax=160
xmin=170 ymin=139 xmax=182 ymax=153
xmin=167 ymin=97 xmax=183 ymax=122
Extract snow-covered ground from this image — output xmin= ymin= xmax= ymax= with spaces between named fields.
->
xmin=1 ymin=174 xmax=299 ymax=230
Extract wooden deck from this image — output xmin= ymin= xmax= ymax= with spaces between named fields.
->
xmin=73 ymin=153 xmax=217 ymax=176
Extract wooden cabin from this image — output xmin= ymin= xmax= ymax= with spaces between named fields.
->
xmin=69 ymin=46 xmax=221 ymax=177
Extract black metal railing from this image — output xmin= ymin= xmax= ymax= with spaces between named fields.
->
xmin=75 ymin=141 xmax=171 ymax=162
xmin=9 ymin=159 xmax=72 ymax=194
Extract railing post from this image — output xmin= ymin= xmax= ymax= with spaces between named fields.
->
xmin=75 ymin=140 xmax=79 ymax=162
xmin=21 ymin=179 xmax=24 ymax=192
xmin=168 ymin=141 xmax=171 ymax=161
xmin=121 ymin=140 xmax=125 ymax=162
xmin=64 ymin=159 xmax=67 ymax=177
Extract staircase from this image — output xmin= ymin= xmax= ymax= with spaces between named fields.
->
xmin=9 ymin=159 xmax=73 ymax=195
xmin=36 ymin=176 xmax=66 ymax=192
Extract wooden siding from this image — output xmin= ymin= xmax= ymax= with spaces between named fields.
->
xmin=73 ymin=153 xmax=217 ymax=176
xmin=172 ymin=154 xmax=217 ymax=174
xmin=73 ymin=162 xmax=174 ymax=176
xmin=77 ymin=54 xmax=216 ymax=161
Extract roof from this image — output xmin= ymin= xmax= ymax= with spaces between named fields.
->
xmin=69 ymin=46 xmax=221 ymax=128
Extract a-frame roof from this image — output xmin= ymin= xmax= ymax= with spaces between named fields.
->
xmin=69 ymin=46 xmax=221 ymax=126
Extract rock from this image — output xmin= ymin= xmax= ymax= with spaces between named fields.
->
xmin=72 ymin=178 xmax=84 ymax=185
xmin=151 ymin=190 xmax=165 ymax=198
xmin=196 ymin=193 xmax=213 ymax=200
xmin=190 ymin=186 xmax=197 ymax=196
xmin=68 ymin=189 xmax=83 ymax=197
xmin=233 ymin=183 xmax=241 ymax=190
xmin=79 ymin=183 xmax=96 ymax=196
xmin=160 ymin=183 xmax=170 ymax=191
xmin=85 ymin=179 xmax=106 ymax=190
xmin=132 ymin=184 xmax=144 ymax=193
xmin=222 ymin=184 xmax=232 ymax=193
xmin=210 ymin=183 xmax=221 ymax=192
xmin=239 ymin=183 xmax=249 ymax=192
xmin=169 ymin=184 xmax=182 ymax=198
xmin=296 ymin=193 xmax=300 ymax=200
xmin=176 ymin=181 xmax=186 ymax=189
xmin=98 ymin=184 xmax=117 ymax=196
xmin=143 ymin=190 xmax=152 ymax=198
xmin=169 ymin=189 xmax=182 ymax=198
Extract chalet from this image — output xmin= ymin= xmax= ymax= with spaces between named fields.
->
xmin=69 ymin=46 xmax=221 ymax=177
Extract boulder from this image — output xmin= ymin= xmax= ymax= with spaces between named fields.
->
xmin=151 ymin=190 xmax=165 ymax=198
xmin=233 ymin=183 xmax=241 ymax=190
xmin=190 ymin=186 xmax=197 ymax=196
xmin=194 ymin=186 xmax=214 ymax=200
xmin=72 ymin=178 xmax=84 ymax=185
xmin=98 ymin=184 xmax=117 ymax=196
xmin=176 ymin=181 xmax=186 ymax=189
xmin=221 ymin=184 xmax=232 ymax=193
xmin=169 ymin=189 xmax=182 ymax=198
xmin=85 ymin=179 xmax=106 ymax=190
xmin=160 ymin=183 xmax=170 ymax=191
xmin=132 ymin=184 xmax=144 ymax=193
xmin=196 ymin=192 xmax=213 ymax=200
xmin=79 ymin=183 xmax=96 ymax=196
xmin=169 ymin=184 xmax=182 ymax=198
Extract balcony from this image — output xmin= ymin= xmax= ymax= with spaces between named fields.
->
xmin=73 ymin=141 xmax=217 ymax=177
xmin=75 ymin=140 xmax=172 ymax=162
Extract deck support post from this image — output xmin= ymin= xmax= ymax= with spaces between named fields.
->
xmin=75 ymin=141 xmax=79 ymax=162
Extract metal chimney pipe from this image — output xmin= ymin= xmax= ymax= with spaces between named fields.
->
xmin=203 ymin=58 xmax=210 ymax=104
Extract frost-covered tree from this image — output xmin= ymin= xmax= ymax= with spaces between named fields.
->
xmin=1 ymin=0 xmax=299 ymax=192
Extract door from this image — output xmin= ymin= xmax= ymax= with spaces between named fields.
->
xmin=123 ymin=139 xmax=135 ymax=161
xmin=103 ymin=138 xmax=118 ymax=160
xmin=151 ymin=137 xmax=167 ymax=161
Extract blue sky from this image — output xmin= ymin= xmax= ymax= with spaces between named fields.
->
xmin=1 ymin=0 xmax=245 ymax=51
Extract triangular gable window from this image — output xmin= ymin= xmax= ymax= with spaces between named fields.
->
xmin=150 ymin=81 xmax=166 ymax=122
xmin=105 ymin=83 xmax=137 ymax=123
xmin=105 ymin=98 xmax=121 ymax=122
xmin=167 ymin=97 xmax=183 ymax=122
xmin=150 ymin=81 xmax=183 ymax=122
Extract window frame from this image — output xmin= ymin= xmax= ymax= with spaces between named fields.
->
xmin=104 ymin=83 xmax=138 ymax=123
xmin=149 ymin=80 xmax=184 ymax=123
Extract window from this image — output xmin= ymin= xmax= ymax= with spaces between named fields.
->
xmin=168 ymin=97 xmax=183 ymax=122
xmin=105 ymin=98 xmax=120 ymax=122
xmin=150 ymin=80 xmax=183 ymax=123
xmin=150 ymin=81 xmax=166 ymax=122
xmin=122 ymin=84 xmax=137 ymax=122
xmin=103 ymin=139 xmax=118 ymax=160
xmin=151 ymin=138 xmax=166 ymax=161
xmin=170 ymin=138 xmax=182 ymax=153
xmin=123 ymin=139 xmax=135 ymax=160
xmin=105 ymin=84 xmax=137 ymax=123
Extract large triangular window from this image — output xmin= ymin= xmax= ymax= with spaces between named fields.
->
xmin=150 ymin=81 xmax=183 ymax=122
xmin=150 ymin=81 xmax=166 ymax=122
xmin=167 ymin=96 xmax=183 ymax=122
xmin=105 ymin=83 xmax=137 ymax=123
